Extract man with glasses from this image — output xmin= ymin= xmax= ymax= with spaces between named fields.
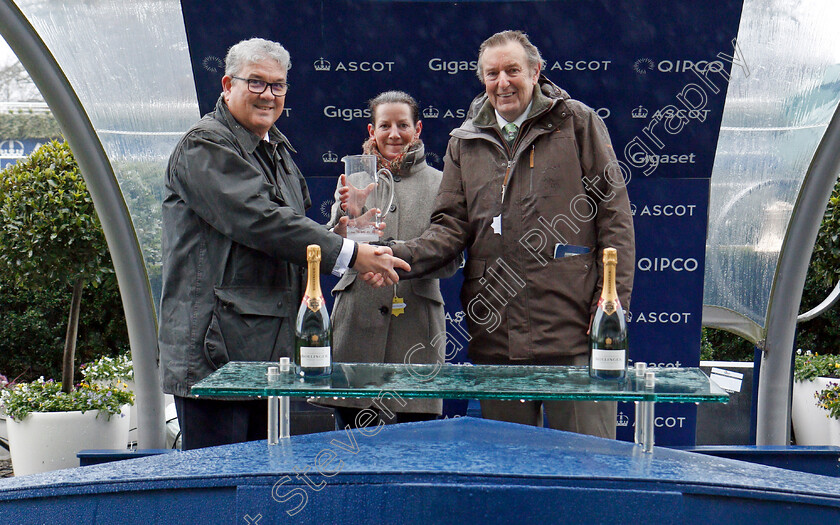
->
xmin=159 ymin=37 xmax=409 ymax=449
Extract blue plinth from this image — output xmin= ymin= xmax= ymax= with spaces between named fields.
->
xmin=0 ymin=418 xmax=838 ymax=523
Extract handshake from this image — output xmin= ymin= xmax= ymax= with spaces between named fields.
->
xmin=333 ymin=174 xmax=410 ymax=287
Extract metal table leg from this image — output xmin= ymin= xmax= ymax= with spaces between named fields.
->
xmin=267 ymin=359 xmax=292 ymax=445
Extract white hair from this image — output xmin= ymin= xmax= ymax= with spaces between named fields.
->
xmin=225 ymin=38 xmax=291 ymax=76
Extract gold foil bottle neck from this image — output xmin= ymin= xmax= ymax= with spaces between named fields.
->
xmin=307 ymin=244 xmax=321 ymax=263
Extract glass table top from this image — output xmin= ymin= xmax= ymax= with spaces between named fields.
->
xmin=191 ymin=362 xmax=728 ymax=403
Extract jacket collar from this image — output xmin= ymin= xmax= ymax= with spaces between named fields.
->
xmin=213 ymin=95 xmax=297 ymax=154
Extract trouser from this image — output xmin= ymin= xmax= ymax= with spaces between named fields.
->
xmin=333 ymin=406 xmax=437 ymax=430
xmin=174 ymin=396 xmax=268 ymax=450
xmin=475 ymin=354 xmax=617 ymax=439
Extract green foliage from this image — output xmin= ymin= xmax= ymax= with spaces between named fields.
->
xmin=793 ymin=350 xmax=840 ymax=382
xmin=0 ymin=140 xmax=111 ymax=289
xmin=0 ymin=140 xmax=122 ymax=391
xmin=815 ymin=381 xmax=840 ymax=420
xmin=0 ymin=111 xmax=61 ymax=139
xmin=0 ymin=274 xmax=128 ymax=383
xmin=0 ymin=377 xmax=133 ymax=422
xmin=700 ymin=327 xmax=756 ymax=362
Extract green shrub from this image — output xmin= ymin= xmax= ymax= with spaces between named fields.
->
xmin=0 ymin=140 xmax=118 ymax=390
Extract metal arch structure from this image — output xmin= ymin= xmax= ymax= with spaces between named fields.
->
xmin=0 ymin=0 xmax=165 ymax=448
xmin=757 ymin=103 xmax=840 ymax=445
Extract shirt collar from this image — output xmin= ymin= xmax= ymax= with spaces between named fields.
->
xmin=495 ymin=100 xmax=533 ymax=131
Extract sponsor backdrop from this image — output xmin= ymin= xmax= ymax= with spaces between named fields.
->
xmin=180 ymin=0 xmax=745 ymax=445
xmin=0 ymin=138 xmax=49 ymax=169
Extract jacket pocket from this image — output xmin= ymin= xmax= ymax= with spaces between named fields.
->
xmin=204 ymin=286 xmax=294 ymax=370
xmin=330 ymin=270 xmax=357 ymax=295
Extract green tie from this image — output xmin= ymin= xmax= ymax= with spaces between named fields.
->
xmin=503 ymin=122 xmax=518 ymax=145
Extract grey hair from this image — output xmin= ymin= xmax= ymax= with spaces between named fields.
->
xmin=225 ymin=38 xmax=291 ymax=77
xmin=368 ymin=91 xmax=421 ymax=125
xmin=476 ymin=30 xmax=545 ymax=83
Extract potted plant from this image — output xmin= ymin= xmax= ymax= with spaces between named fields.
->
xmin=81 ymin=354 xmax=137 ymax=446
xmin=0 ymin=140 xmax=123 ymax=475
xmin=792 ymin=350 xmax=840 ymax=445
xmin=1 ymin=378 xmax=133 ymax=475
xmin=815 ymin=381 xmax=840 ymax=445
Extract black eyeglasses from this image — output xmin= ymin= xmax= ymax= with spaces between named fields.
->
xmin=232 ymin=76 xmax=289 ymax=96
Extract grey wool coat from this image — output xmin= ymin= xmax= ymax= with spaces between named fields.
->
xmin=326 ymin=142 xmax=459 ymax=414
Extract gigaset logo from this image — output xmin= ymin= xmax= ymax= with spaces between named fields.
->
xmin=428 ymin=58 xmax=478 ymax=74
xmin=0 ymin=140 xmax=25 ymax=157
xmin=314 ymin=57 xmax=395 ymax=72
xmin=323 ymin=106 xmax=371 ymax=121
xmin=627 ymin=151 xmax=697 ymax=168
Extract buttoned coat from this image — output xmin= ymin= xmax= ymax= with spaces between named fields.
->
xmin=392 ymin=77 xmax=635 ymax=363
xmin=326 ymin=143 xmax=457 ymax=414
xmin=159 ymin=96 xmax=343 ymax=397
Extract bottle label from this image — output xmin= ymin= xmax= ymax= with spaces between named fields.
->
xmin=300 ymin=346 xmax=330 ymax=367
xmin=591 ymin=348 xmax=626 ymax=370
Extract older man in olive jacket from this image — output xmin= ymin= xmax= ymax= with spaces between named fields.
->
xmin=159 ymin=38 xmax=407 ymax=449
xmin=391 ymin=30 xmax=635 ymax=438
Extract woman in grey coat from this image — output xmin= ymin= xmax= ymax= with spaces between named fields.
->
xmin=327 ymin=91 xmax=458 ymax=428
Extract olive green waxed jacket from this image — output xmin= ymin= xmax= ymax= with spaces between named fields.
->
xmin=393 ymin=77 xmax=635 ymax=362
xmin=159 ymin=96 xmax=343 ymax=396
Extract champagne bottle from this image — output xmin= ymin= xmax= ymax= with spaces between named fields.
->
xmin=589 ymin=247 xmax=627 ymax=380
xmin=295 ymin=245 xmax=332 ymax=377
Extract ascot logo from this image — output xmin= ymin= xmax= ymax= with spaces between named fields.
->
xmin=631 ymin=311 xmax=692 ymax=324
xmin=548 ymin=60 xmax=611 ymax=72
xmin=422 ymin=105 xmax=440 ymax=119
xmin=314 ymin=57 xmax=395 ymax=72
xmin=632 ymin=105 xmax=649 ymax=119
xmin=635 ymin=204 xmax=698 ymax=217
xmin=322 ymin=151 xmax=339 ymax=163
xmin=0 ymin=140 xmax=25 ymax=157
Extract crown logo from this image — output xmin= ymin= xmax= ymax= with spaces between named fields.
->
xmin=322 ymin=150 xmax=339 ymax=163
xmin=616 ymin=412 xmax=630 ymax=427
xmin=314 ymin=57 xmax=331 ymax=71
xmin=631 ymin=105 xmax=648 ymax=119
xmin=629 ymin=203 xmax=637 ymax=216
xmin=422 ymin=105 xmax=439 ymax=119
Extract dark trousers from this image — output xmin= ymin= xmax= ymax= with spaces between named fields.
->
xmin=333 ymin=406 xmax=437 ymax=430
xmin=174 ymin=396 xmax=268 ymax=450
xmin=475 ymin=354 xmax=617 ymax=439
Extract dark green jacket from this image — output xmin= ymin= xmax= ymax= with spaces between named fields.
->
xmin=159 ymin=95 xmax=342 ymax=396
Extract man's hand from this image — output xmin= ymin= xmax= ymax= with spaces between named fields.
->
xmin=352 ymin=243 xmax=410 ymax=287
xmin=338 ymin=174 xmax=376 ymax=218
